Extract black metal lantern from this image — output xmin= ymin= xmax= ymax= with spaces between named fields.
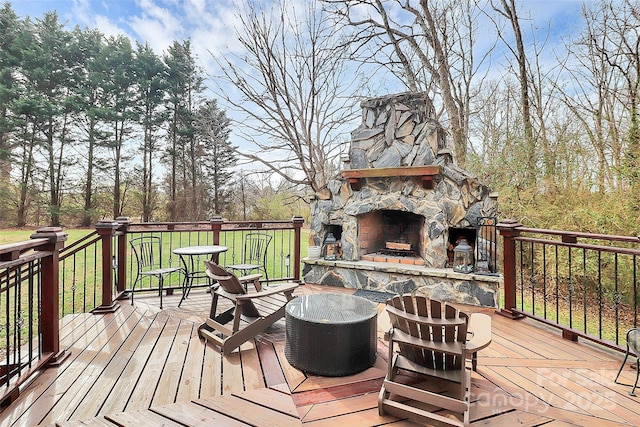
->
xmin=453 ymin=238 xmax=474 ymax=274
xmin=322 ymin=233 xmax=338 ymax=260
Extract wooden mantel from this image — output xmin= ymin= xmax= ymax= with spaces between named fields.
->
xmin=341 ymin=165 xmax=441 ymax=190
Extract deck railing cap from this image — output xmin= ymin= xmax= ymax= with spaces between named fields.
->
xmin=30 ymin=227 xmax=68 ymax=244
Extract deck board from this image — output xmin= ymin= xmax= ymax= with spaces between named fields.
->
xmin=273 ymin=341 xmax=306 ymax=392
xmin=70 ymin=314 xmax=154 ymax=421
xmin=151 ymin=400 xmax=248 ymax=426
xmin=105 ymin=409 xmax=184 ymax=426
xmin=97 ymin=313 xmax=170 ymax=415
xmin=174 ymin=326 xmax=206 ymax=403
xmin=2 ymin=286 xmax=637 ymax=427
xmin=221 ymin=347 xmax=245 ymax=395
xmin=45 ymin=309 xmax=150 ymax=423
xmin=195 ymin=395 xmax=302 ymax=427
xmin=8 ymin=309 xmax=138 ymax=427
xmin=199 ymin=342 xmax=222 ymax=398
xmin=238 ymin=342 xmax=266 ymax=391
xmin=255 ymin=338 xmax=287 ymax=389
xmin=124 ymin=316 xmax=181 ymax=411
xmin=151 ymin=320 xmax=195 ymax=407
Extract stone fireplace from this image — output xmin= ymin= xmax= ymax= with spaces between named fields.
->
xmin=304 ymin=92 xmax=502 ymax=307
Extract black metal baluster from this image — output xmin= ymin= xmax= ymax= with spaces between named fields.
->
xmin=568 ymin=245 xmax=573 ymax=330
xmin=598 ymin=251 xmax=603 ymax=340
xmin=583 ymin=248 xmax=587 ymax=334
xmin=555 ymin=245 xmax=559 ymax=324
xmin=543 ymin=243 xmax=547 ymax=319
xmin=614 ymin=253 xmax=620 ymax=345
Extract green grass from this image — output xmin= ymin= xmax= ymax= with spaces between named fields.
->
xmin=0 ymin=228 xmax=94 ymax=245
xmin=515 ymin=290 xmax=634 ymax=347
xmin=2 ymin=226 xmax=310 ymax=315
xmin=1 ymin=226 xmax=310 ymax=353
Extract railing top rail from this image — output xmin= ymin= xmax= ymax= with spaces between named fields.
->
xmin=501 ymin=224 xmax=640 ymax=244
xmin=130 ymin=221 xmax=210 ymax=227
xmin=514 ymin=235 xmax=640 ymax=256
xmin=0 ymin=249 xmax=51 ymax=270
xmin=60 ymin=233 xmax=102 ymax=262
xmin=130 ymin=219 xmax=297 ymax=225
xmin=0 ymin=238 xmax=50 ymax=260
xmin=61 ymin=230 xmax=99 ymax=252
xmin=128 ymin=219 xmax=300 ymax=233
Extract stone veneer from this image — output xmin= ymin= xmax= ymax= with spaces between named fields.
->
xmin=303 ymin=259 xmax=502 ymax=307
xmin=305 ymin=92 xmax=502 ymax=307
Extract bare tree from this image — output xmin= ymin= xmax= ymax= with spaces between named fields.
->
xmin=214 ymin=0 xmax=359 ymax=192
xmin=490 ymin=0 xmax=535 ymax=184
xmin=324 ymin=0 xmax=491 ymax=166
xmin=591 ymin=0 xmax=640 ymax=207
xmin=560 ymin=3 xmax=624 ymax=195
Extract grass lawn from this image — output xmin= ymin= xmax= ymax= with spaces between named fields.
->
xmin=0 ymin=228 xmax=94 ymax=245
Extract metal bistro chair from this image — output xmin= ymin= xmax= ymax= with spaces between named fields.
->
xmin=615 ymin=328 xmax=640 ymax=396
xmin=227 ymin=233 xmax=272 ymax=287
xmin=129 ymin=236 xmax=182 ymax=309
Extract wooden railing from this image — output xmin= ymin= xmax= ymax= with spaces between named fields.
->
xmin=498 ymin=219 xmax=639 ymax=352
xmin=0 ymin=227 xmax=69 ymax=407
xmin=0 ymin=216 xmax=304 ymax=406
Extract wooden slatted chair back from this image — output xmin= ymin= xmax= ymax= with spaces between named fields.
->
xmin=386 ymin=294 xmax=468 ymax=370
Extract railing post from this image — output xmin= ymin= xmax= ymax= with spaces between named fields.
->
xmin=31 ymin=227 xmax=69 ymax=365
xmin=115 ymin=217 xmax=131 ymax=299
xmin=292 ymin=216 xmax=304 ymax=283
xmin=210 ymin=215 xmax=223 ymax=245
xmin=497 ymin=219 xmax=525 ymax=319
xmin=92 ymin=220 xmax=120 ymax=314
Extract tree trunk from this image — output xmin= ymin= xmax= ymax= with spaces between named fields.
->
xmin=501 ymin=0 xmax=535 ymax=184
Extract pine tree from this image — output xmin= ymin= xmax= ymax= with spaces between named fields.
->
xmin=195 ymin=99 xmax=236 ymax=217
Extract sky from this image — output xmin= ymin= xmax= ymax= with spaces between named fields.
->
xmin=7 ymin=0 xmax=596 ymax=157
xmin=8 ymin=0 xmax=591 ymax=60
xmin=10 ymin=0 xmax=244 ymax=77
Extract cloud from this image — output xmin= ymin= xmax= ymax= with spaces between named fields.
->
xmin=128 ymin=0 xmax=183 ymax=54
xmin=95 ymin=15 xmax=131 ymax=39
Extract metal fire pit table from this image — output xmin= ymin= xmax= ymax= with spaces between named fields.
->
xmin=285 ymin=293 xmax=377 ymax=376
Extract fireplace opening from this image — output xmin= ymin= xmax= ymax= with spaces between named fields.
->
xmin=323 ymin=224 xmax=342 ymax=241
xmin=358 ymin=210 xmax=424 ymax=264
xmin=447 ymin=227 xmax=477 ymax=268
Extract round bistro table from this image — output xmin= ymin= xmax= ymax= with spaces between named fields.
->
xmin=285 ymin=293 xmax=378 ymax=377
xmin=172 ymin=245 xmax=228 ymax=306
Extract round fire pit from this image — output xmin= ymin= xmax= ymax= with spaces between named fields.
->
xmin=284 ymin=293 xmax=377 ymax=377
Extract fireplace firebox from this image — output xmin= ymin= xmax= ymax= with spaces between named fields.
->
xmin=359 ymin=210 xmax=424 ymax=264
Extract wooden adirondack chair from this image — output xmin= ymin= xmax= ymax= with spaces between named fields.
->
xmin=378 ymin=294 xmax=491 ymax=427
xmin=198 ymin=260 xmax=298 ymax=354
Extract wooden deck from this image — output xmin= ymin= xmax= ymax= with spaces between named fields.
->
xmin=1 ymin=284 xmax=638 ymax=426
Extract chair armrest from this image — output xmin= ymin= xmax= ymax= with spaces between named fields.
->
xmin=466 ymin=313 xmax=492 ymax=354
xmin=236 ymin=282 xmax=299 ymax=300
xmin=238 ymin=273 xmax=262 ymax=283
xmin=238 ymin=273 xmax=263 ymax=292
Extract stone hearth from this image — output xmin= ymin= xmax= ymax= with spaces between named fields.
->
xmin=304 ymin=259 xmax=502 ymax=307
xmin=304 ymin=92 xmax=502 ymax=307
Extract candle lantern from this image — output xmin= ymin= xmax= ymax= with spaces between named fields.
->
xmin=453 ymin=238 xmax=474 ymax=274
xmin=322 ymin=233 xmax=338 ymax=260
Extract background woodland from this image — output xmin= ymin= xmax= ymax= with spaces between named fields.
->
xmin=1 ymin=0 xmax=639 ymax=236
